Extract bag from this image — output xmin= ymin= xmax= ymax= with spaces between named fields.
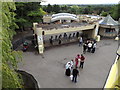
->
xmin=70 ymin=75 xmax=73 ymax=80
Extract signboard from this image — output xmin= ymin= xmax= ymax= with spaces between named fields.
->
xmin=37 ymin=35 xmax=44 ymax=54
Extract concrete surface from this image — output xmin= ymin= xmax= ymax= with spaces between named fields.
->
xmin=18 ymin=39 xmax=118 ymax=88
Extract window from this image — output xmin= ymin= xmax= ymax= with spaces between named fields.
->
xmin=105 ymin=28 xmax=115 ymax=33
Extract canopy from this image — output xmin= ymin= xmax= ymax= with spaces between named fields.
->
xmin=99 ymin=15 xmax=118 ymax=26
xmin=51 ymin=13 xmax=78 ymax=22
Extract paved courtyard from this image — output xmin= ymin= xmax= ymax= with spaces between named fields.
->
xmin=18 ymin=39 xmax=118 ymax=88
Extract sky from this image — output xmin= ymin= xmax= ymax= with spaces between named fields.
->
xmin=41 ymin=0 xmax=120 ymax=5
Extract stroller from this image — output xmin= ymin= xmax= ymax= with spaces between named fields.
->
xmin=23 ymin=41 xmax=28 ymax=52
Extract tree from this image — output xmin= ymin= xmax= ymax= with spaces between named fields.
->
xmin=111 ymin=4 xmax=120 ymax=20
xmin=52 ymin=4 xmax=60 ymax=13
xmin=101 ymin=11 xmax=108 ymax=16
xmin=70 ymin=5 xmax=79 ymax=14
xmin=1 ymin=2 xmax=23 ymax=88
xmin=15 ymin=2 xmax=46 ymax=30
xmin=27 ymin=7 xmax=46 ymax=22
xmin=46 ymin=4 xmax=53 ymax=13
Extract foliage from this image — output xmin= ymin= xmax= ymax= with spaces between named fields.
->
xmin=15 ymin=2 xmax=46 ymax=30
xmin=2 ymin=2 xmax=23 ymax=88
xmin=2 ymin=63 xmax=22 ymax=88
xmin=110 ymin=4 xmax=120 ymax=20
xmin=43 ymin=4 xmax=113 ymax=15
xmin=28 ymin=8 xmax=46 ymax=17
xmin=46 ymin=4 xmax=53 ymax=13
xmin=100 ymin=11 xmax=108 ymax=16
xmin=52 ymin=4 xmax=60 ymax=13
xmin=43 ymin=4 xmax=120 ymax=21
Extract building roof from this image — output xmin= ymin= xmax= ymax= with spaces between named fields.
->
xmin=51 ymin=13 xmax=78 ymax=22
xmin=52 ymin=13 xmax=77 ymax=18
xmin=99 ymin=15 xmax=118 ymax=26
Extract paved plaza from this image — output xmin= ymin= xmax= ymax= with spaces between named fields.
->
xmin=18 ymin=39 xmax=118 ymax=88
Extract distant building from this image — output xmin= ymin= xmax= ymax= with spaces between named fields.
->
xmin=98 ymin=15 xmax=118 ymax=38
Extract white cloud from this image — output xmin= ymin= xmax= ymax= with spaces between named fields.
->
xmin=41 ymin=0 xmax=119 ymax=5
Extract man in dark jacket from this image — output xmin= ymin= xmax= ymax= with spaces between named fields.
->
xmin=72 ymin=67 xmax=79 ymax=83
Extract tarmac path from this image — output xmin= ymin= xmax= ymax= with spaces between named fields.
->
xmin=18 ymin=39 xmax=118 ymax=88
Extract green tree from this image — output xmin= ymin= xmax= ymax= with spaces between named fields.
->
xmin=70 ymin=5 xmax=79 ymax=14
xmin=15 ymin=2 xmax=46 ymax=31
xmin=111 ymin=4 xmax=120 ymax=20
xmin=101 ymin=11 xmax=108 ymax=16
xmin=46 ymin=4 xmax=53 ymax=13
xmin=52 ymin=4 xmax=60 ymax=13
xmin=1 ymin=2 xmax=23 ymax=88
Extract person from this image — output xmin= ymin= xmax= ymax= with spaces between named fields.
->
xmin=79 ymin=54 xmax=85 ymax=69
xmin=87 ymin=42 xmax=92 ymax=52
xmin=51 ymin=36 xmax=53 ymax=39
xmin=49 ymin=36 xmax=53 ymax=45
xmin=49 ymin=38 xmax=53 ymax=45
xmin=72 ymin=67 xmax=79 ymax=83
xmin=73 ymin=33 xmax=75 ymax=37
xmin=75 ymin=54 xmax=81 ymax=68
xmin=59 ymin=34 xmax=62 ymax=39
xmin=83 ymin=43 xmax=88 ymax=54
xmin=65 ymin=62 xmax=71 ymax=76
xmin=55 ymin=35 xmax=57 ymax=40
xmin=69 ymin=34 xmax=71 ymax=39
xmin=76 ymin=32 xmax=79 ymax=38
xmin=23 ymin=41 xmax=28 ymax=51
xmin=79 ymin=37 xmax=83 ymax=46
xmin=64 ymin=33 xmax=67 ymax=39
xmin=91 ymin=42 xmax=96 ymax=53
xmin=70 ymin=59 xmax=74 ymax=69
xmin=58 ymin=38 xmax=62 ymax=45
xmin=23 ymin=41 xmax=28 ymax=46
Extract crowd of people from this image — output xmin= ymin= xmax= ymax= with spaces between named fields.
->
xmin=49 ymin=32 xmax=80 ymax=45
xmin=65 ymin=54 xmax=85 ymax=83
xmin=78 ymin=37 xmax=97 ymax=54
xmin=83 ymin=40 xmax=97 ymax=54
xmin=64 ymin=37 xmax=97 ymax=83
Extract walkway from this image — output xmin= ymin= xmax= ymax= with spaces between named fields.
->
xmin=18 ymin=39 xmax=118 ymax=88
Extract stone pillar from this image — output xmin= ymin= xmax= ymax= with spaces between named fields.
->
xmin=60 ymin=19 xmax=62 ymax=23
xmin=36 ymin=28 xmax=44 ymax=54
xmin=92 ymin=22 xmax=99 ymax=39
xmin=33 ymin=23 xmax=38 ymax=34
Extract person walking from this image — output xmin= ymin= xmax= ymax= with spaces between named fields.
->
xmin=79 ymin=54 xmax=85 ymax=69
xmin=76 ymin=32 xmax=79 ymax=38
xmin=79 ymin=37 xmax=83 ymax=46
xmin=72 ymin=67 xmax=79 ymax=83
xmin=69 ymin=34 xmax=71 ymax=39
xmin=49 ymin=38 xmax=53 ymax=45
xmin=91 ymin=42 xmax=97 ymax=53
xmin=65 ymin=62 xmax=71 ymax=76
xmin=87 ymin=41 xmax=92 ymax=52
xmin=83 ymin=43 xmax=88 ymax=54
xmin=55 ymin=35 xmax=58 ymax=40
xmin=75 ymin=54 xmax=81 ymax=68
xmin=49 ymin=36 xmax=53 ymax=45
xmin=70 ymin=59 xmax=74 ymax=69
xmin=58 ymin=38 xmax=62 ymax=45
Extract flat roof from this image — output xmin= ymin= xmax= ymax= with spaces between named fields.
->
xmin=36 ymin=22 xmax=89 ymax=30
